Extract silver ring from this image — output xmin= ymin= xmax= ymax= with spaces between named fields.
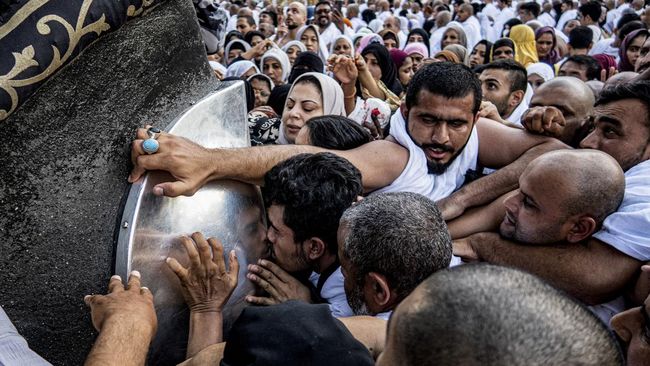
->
xmin=147 ymin=127 xmax=162 ymax=140
xmin=142 ymin=138 xmax=160 ymax=154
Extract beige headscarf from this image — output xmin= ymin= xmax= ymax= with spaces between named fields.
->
xmin=277 ymin=72 xmax=346 ymax=144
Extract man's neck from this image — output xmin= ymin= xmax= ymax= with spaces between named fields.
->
xmin=319 ymin=23 xmax=331 ymax=33
xmin=288 ymin=26 xmax=301 ymax=40
xmin=313 ymin=252 xmax=337 ymax=274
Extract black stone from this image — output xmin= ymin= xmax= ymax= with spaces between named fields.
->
xmin=0 ymin=0 xmax=219 ymax=364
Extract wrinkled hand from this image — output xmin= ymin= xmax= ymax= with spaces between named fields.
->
xmin=436 ymin=194 xmax=465 ymax=221
xmin=84 ymin=271 xmax=157 ymax=334
xmin=452 ymin=237 xmax=480 ymax=262
xmin=166 ymin=233 xmax=239 ymax=313
xmin=245 ymin=259 xmax=312 ymax=305
xmin=129 ymin=126 xmax=215 ymax=197
xmin=246 ymin=39 xmax=274 ymax=59
xmin=329 ymin=54 xmax=358 ymax=85
xmin=478 ymin=101 xmax=504 ymax=123
xmin=213 ymin=69 xmax=224 ymax=80
xmin=521 ymin=106 xmax=566 ymax=138
xmin=276 ymin=23 xmax=288 ymax=41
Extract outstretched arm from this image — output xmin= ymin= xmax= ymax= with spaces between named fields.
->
xmin=446 ymin=191 xmax=514 ymax=239
xmin=130 ymin=128 xmax=407 ymax=197
xmin=454 ymin=232 xmax=642 ymax=305
xmin=438 ymin=118 xmax=568 ymax=220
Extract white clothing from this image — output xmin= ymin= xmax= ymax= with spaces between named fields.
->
xmin=375 ymin=311 xmax=392 ymax=320
xmin=490 ymin=7 xmax=515 ymax=42
xmin=505 ymin=83 xmax=533 ymax=126
xmin=481 ymin=3 xmax=500 ymax=23
xmin=398 ymin=31 xmax=407 ymax=50
xmin=589 ymin=38 xmax=619 ymax=60
xmin=430 ymin=26 xmax=447 ymax=55
xmin=449 ymin=255 xmax=463 ymax=267
xmin=309 ymin=267 xmax=354 ymax=318
xmin=462 ymin=16 xmax=482 ymax=50
xmin=350 ymin=17 xmax=367 ymax=32
xmin=538 ymin=12 xmax=557 ymax=28
xmin=556 ymin=9 xmax=578 ymax=32
xmin=588 ymin=25 xmax=603 ymax=44
xmin=373 ymin=111 xmax=480 ymax=201
xmin=590 ymin=297 xmax=626 ymax=328
xmin=320 ymin=23 xmax=344 ymax=50
xmin=593 ymin=159 xmax=650 ymax=261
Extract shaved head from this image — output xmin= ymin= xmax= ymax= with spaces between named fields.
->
xmin=378 ymin=265 xmax=623 ymax=366
xmin=525 ymin=149 xmax=625 ymax=224
xmin=530 ymin=76 xmax=595 ymax=145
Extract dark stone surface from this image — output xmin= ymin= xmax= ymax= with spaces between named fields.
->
xmin=0 ymin=0 xmax=219 ymax=364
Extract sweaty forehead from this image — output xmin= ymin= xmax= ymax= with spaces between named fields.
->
xmin=595 ymin=99 xmax=648 ymax=122
xmin=413 ymin=89 xmax=475 ymax=117
xmin=480 ymin=69 xmax=512 ymax=84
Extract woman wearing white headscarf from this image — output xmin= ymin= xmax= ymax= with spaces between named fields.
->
xmin=277 ymin=72 xmax=346 ymax=144
xmin=225 ymin=60 xmax=259 ymax=79
xmin=526 ymin=62 xmax=555 ymax=93
xmin=440 ymin=22 xmax=468 ymax=50
xmin=297 ymin=25 xmax=329 ymax=62
xmin=329 ymin=35 xmax=355 ymax=57
xmin=281 ymin=40 xmax=307 ymax=67
xmin=223 ymin=39 xmax=250 ymax=66
xmin=260 ymin=47 xmax=291 ymax=86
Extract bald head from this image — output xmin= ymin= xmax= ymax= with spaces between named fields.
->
xmin=436 ymin=10 xmax=452 ymax=27
xmin=605 ymin=71 xmax=638 ymax=85
xmin=378 ymin=265 xmax=623 ymax=366
xmin=530 ymin=77 xmax=595 ymax=145
xmin=525 ymin=149 xmax=625 ymax=223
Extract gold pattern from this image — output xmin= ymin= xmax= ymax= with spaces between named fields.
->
xmin=127 ymin=0 xmax=155 ymax=17
xmin=0 ymin=0 xmax=157 ymax=121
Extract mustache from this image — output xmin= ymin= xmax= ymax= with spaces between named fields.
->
xmin=421 ymin=143 xmax=454 ymax=153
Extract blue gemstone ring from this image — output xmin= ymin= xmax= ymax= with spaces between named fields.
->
xmin=147 ymin=126 xmax=162 ymax=140
xmin=142 ymin=138 xmax=160 ymax=154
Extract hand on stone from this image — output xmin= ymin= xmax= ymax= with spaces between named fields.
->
xmin=166 ymin=232 xmax=239 ymax=313
xmin=84 ymin=271 xmax=157 ymax=334
xmin=245 ymin=259 xmax=312 ymax=305
xmin=129 ymin=125 xmax=216 ymax=197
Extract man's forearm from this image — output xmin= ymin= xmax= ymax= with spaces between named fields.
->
xmin=85 ymin=320 xmax=154 ymax=366
xmin=208 ymin=145 xmax=323 ymax=186
xmin=451 ymin=142 xmax=564 ymax=210
xmin=472 ymin=233 xmax=641 ymax=305
xmin=186 ymin=312 xmax=222 ymax=359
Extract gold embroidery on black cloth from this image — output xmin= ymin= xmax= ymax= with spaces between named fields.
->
xmin=0 ymin=0 xmax=159 ymax=121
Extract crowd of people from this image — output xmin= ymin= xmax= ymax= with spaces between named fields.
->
xmin=2 ymin=0 xmax=650 ymax=364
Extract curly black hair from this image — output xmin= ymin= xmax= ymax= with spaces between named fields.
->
xmin=262 ymin=153 xmax=363 ymax=254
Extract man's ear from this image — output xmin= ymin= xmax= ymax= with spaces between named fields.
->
xmin=304 ymin=237 xmax=327 ymax=260
xmin=363 ymin=272 xmax=393 ymax=312
xmin=509 ymin=89 xmax=525 ymax=108
xmin=566 ymin=216 xmax=598 ymax=243
xmin=400 ymin=101 xmax=408 ymax=119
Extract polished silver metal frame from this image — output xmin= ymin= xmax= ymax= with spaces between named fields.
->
xmin=115 ymin=81 xmax=267 ymax=364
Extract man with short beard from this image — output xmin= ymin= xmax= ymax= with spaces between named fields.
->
xmin=129 ymin=62 xmax=565 ymax=230
xmin=314 ymin=1 xmax=353 ymax=49
xmin=338 ymin=192 xmax=452 ymax=318
xmin=274 ymin=1 xmax=306 ymax=48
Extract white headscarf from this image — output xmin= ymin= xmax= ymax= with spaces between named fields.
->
xmin=224 ymin=39 xmax=250 ymax=66
xmin=368 ymin=19 xmax=383 ymax=33
xmin=281 ymin=40 xmax=307 ymax=53
xmin=329 ymin=35 xmax=355 ymax=57
xmin=247 ymin=73 xmax=275 ymax=90
xmin=209 ymin=60 xmax=227 ymax=75
xmin=296 ymin=25 xmax=329 ymax=62
xmin=225 ymin=60 xmax=259 ymax=79
xmin=260 ymin=47 xmax=291 ymax=83
xmin=526 ymin=62 xmax=555 ymax=83
xmin=277 ymin=72 xmax=346 ymax=144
